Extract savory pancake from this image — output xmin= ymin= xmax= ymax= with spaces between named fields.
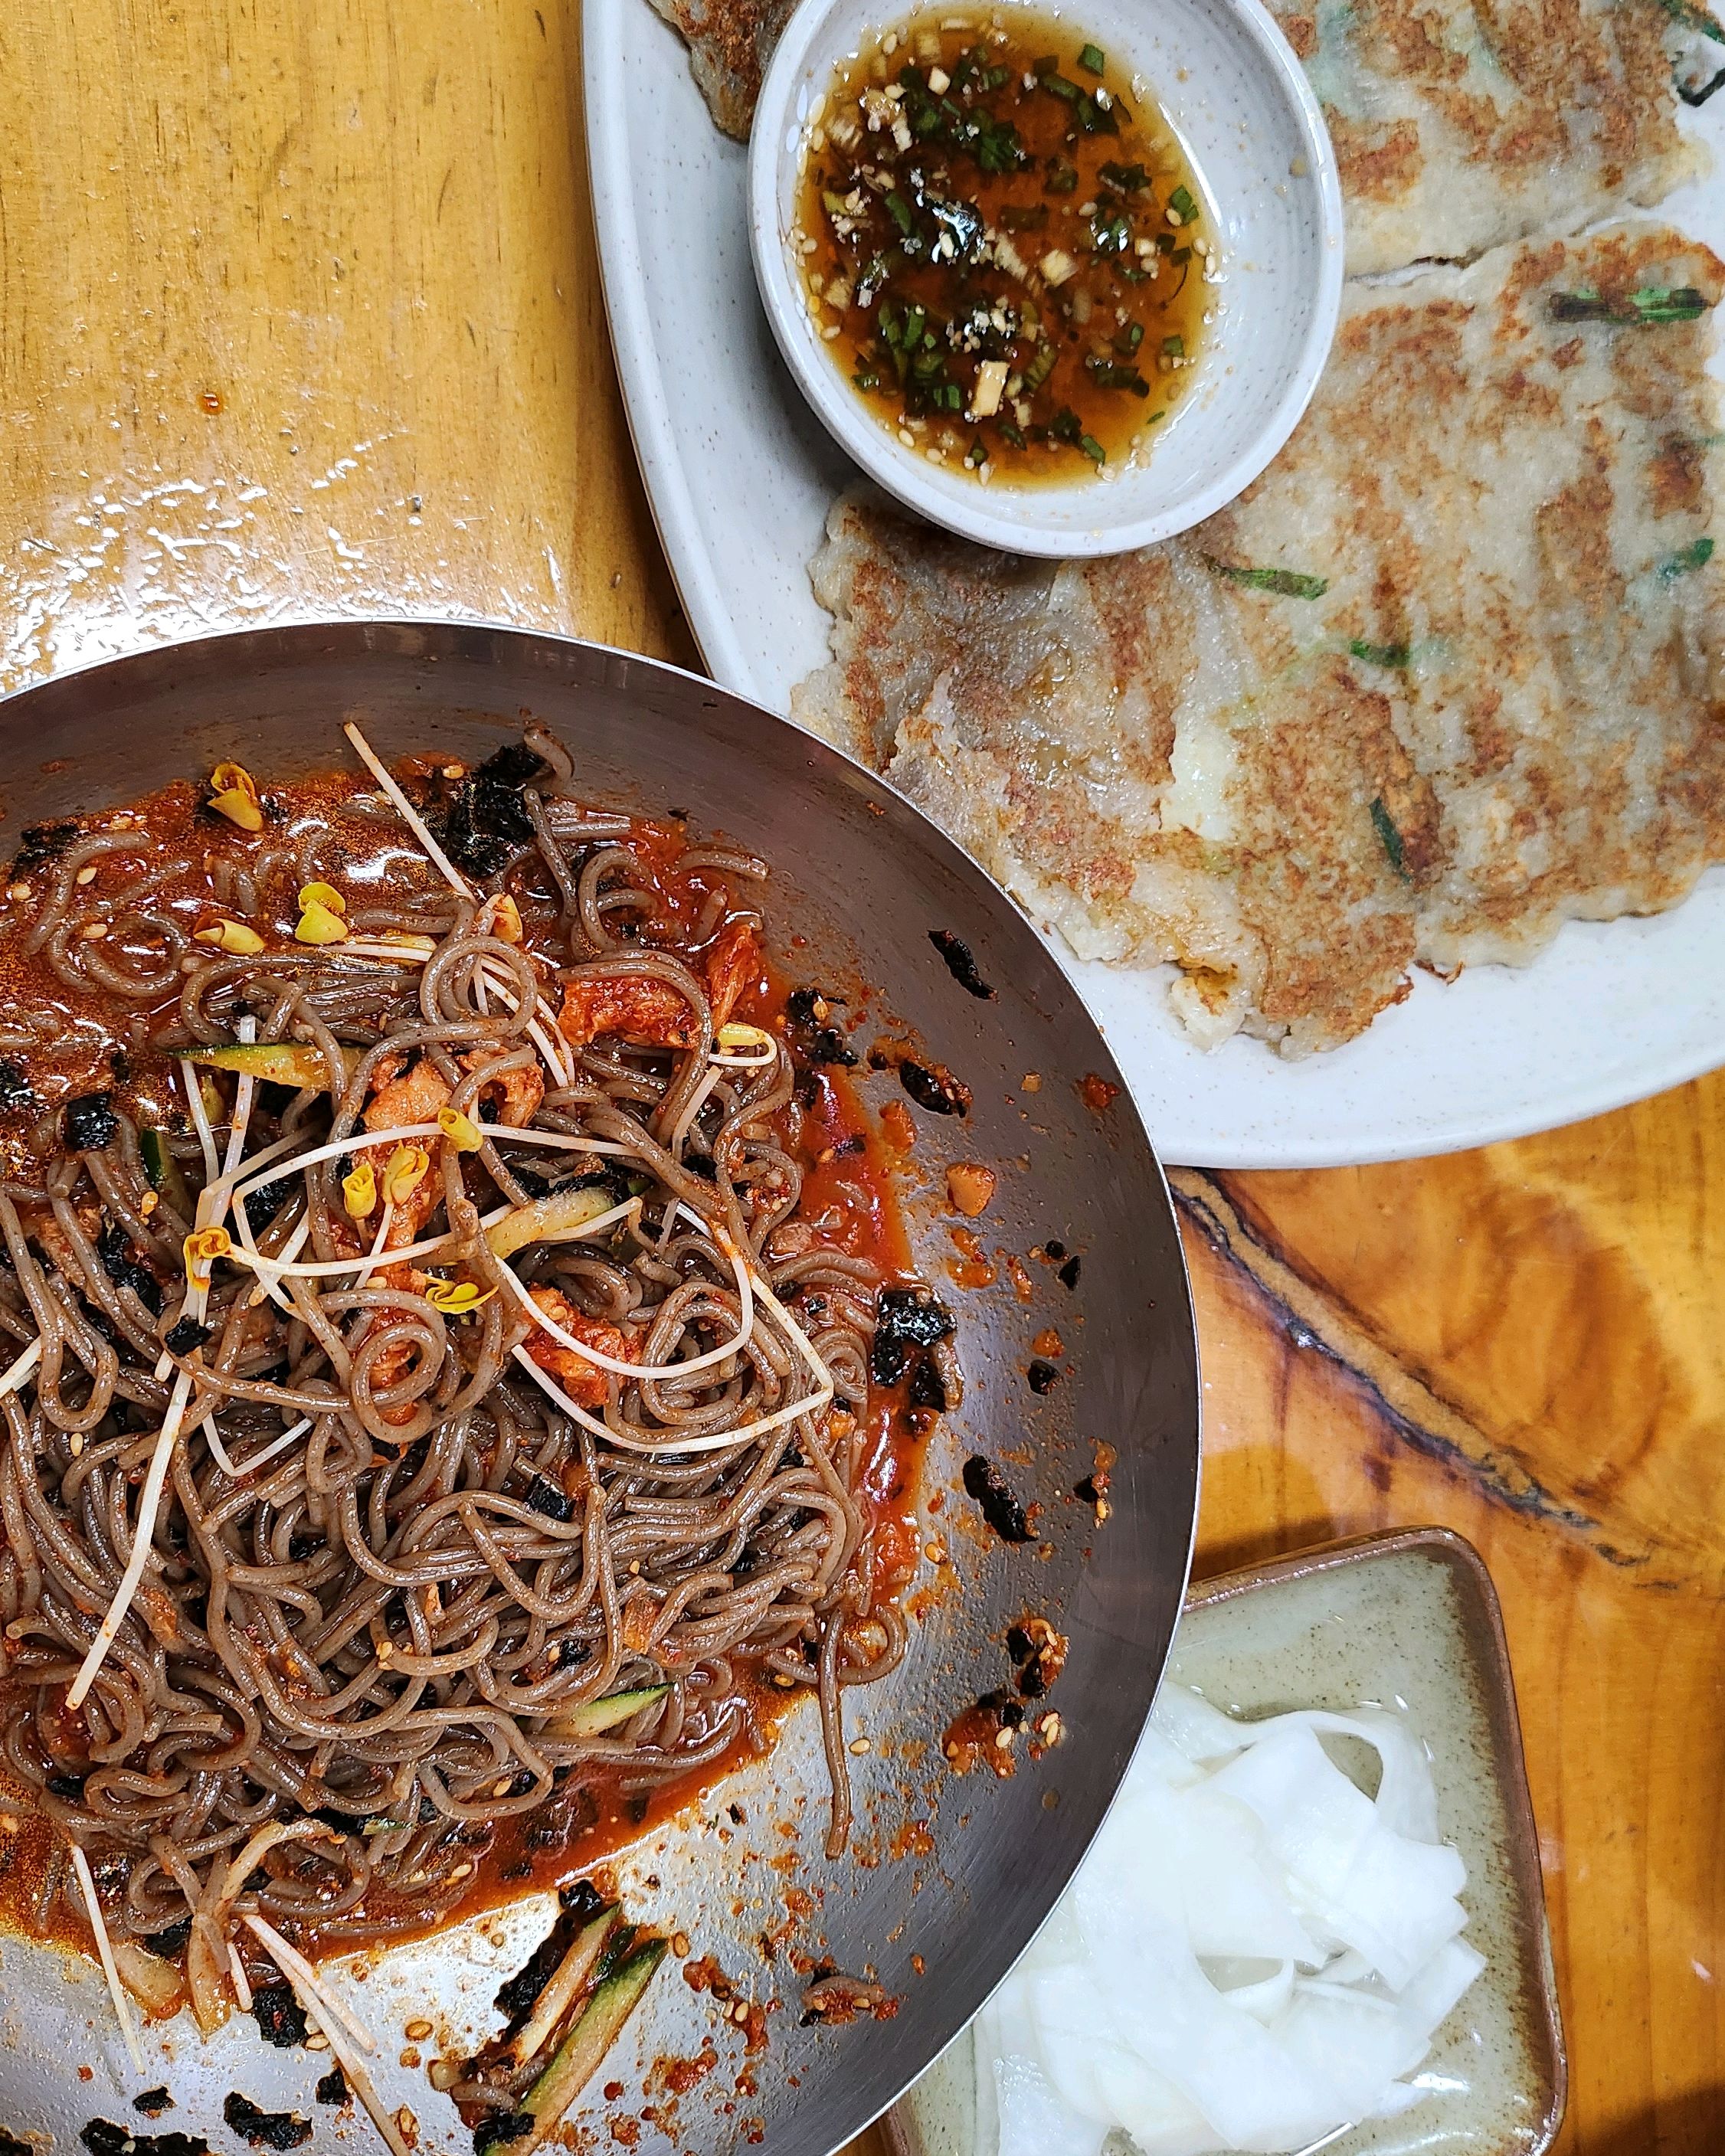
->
xmin=794 ymin=224 xmax=1725 ymax=1056
xmin=1268 ymin=0 xmax=1712 ymax=274
xmin=647 ymin=0 xmax=795 ymax=136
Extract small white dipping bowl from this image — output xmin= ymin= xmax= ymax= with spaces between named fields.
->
xmin=748 ymin=0 xmax=1343 ymax=558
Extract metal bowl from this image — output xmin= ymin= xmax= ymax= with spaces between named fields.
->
xmin=0 ymin=620 xmax=1200 ymax=2156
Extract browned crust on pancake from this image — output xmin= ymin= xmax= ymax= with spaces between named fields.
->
xmin=794 ymin=224 xmax=1725 ymax=1056
xmin=1268 ymin=0 xmax=1701 ymax=273
xmin=647 ymin=0 xmax=795 ymax=137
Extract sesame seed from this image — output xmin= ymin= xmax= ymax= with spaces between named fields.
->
xmin=6 ymin=883 xmax=29 ymax=901
xmin=673 ymin=1932 xmax=691 ymax=1957
xmin=898 ymin=428 xmax=915 ymax=447
xmin=405 ymin=2018 xmax=434 ymax=2040
xmin=849 ymin=1736 xmax=872 ymax=1755
xmin=994 ymin=1725 xmax=1016 ymax=1749
xmin=81 ymin=921 xmax=106 ymax=941
xmin=305 ymin=2030 xmax=329 ymax=2050
xmin=76 ymin=865 xmax=98 ymax=885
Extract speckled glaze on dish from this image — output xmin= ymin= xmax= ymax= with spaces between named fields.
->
xmin=747 ymin=0 xmax=1343 ymax=556
xmin=883 ymin=1527 xmax=1565 ymax=2156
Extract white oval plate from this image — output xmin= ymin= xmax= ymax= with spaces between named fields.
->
xmin=583 ymin=0 xmax=1725 ymax=1169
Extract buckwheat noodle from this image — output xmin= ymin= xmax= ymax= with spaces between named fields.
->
xmin=0 ymin=731 xmax=905 ymax=2030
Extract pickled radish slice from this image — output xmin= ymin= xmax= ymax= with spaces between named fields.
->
xmin=977 ymin=1687 xmax=1484 ymax=2156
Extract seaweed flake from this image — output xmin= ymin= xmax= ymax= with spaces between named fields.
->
xmin=963 ymin=1456 xmax=1031 ymax=1543
xmin=928 ymin=929 xmax=996 ymax=998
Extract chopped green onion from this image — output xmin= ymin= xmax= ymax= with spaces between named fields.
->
xmin=1349 ymin=639 xmax=1412 ymax=668
xmin=1079 ymin=433 xmax=1107 ymax=463
xmin=1078 ymin=41 xmax=1107 ymax=73
xmin=1204 ymin=556 xmax=1330 ymax=599
xmin=1169 ymin=185 xmax=1196 ymax=222
xmin=1657 ymin=0 xmax=1725 ymax=44
xmin=885 ymin=191 xmax=915 ymax=236
xmin=1023 ymin=342 xmax=1058 ymax=391
xmin=1115 ymin=321 xmax=1144 ymax=354
xmin=1657 ymin=535 xmax=1715 ymax=577
xmin=1370 ymin=797 xmax=1410 ymax=882
xmin=1550 ymin=283 xmax=1710 ymax=324
xmin=1044 ymin=155 xmax=1080 ymax=194
xmin=1099 ymin=160 xmax=1151 ymax=192
xmin=1085 ymin=355 xmax=1149 ymax=394
xmin=1162 ymin=335 xmax=1184 ymax=357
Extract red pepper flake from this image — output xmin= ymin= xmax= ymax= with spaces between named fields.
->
xmin=1079 ymin=1071 xmax=1121 ymax=1112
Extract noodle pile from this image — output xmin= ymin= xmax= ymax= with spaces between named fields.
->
xmin=0 ymin=725 xmax=906 ymax=2033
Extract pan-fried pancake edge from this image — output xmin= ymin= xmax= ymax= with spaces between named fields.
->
xmin=646 ymin=0 xmax=796 ymax=138
xmin=793 ymin=222 xmax=1725 ymax=1058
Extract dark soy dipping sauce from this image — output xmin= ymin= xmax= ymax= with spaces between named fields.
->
xmin=795 ymin=5 xmax=1217 ymax=483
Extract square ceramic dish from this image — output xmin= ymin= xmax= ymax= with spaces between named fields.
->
xmin=883 ymin=1526 xmax=1566 ymax=2156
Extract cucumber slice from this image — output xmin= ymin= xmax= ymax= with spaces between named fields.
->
xmin=186 ymin=1041 xmax=358 ymax=1091
xmin=507 ymin=1904 xmax=618 ymax=2068
xmin=520 ymin=1940 xmax=666 ymax=2142
xmin=545 ymin=1685 xmax=669 ymax=1742
xmin=486 ymin=1183 xmax=619 ymax=1261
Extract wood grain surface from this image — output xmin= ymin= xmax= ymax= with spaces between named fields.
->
xmin=0 ymin=5 xmax=1718 ymax=2154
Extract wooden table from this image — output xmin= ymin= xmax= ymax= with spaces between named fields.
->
xmin=1 ymin=5 xmax=1719 ymax=2150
